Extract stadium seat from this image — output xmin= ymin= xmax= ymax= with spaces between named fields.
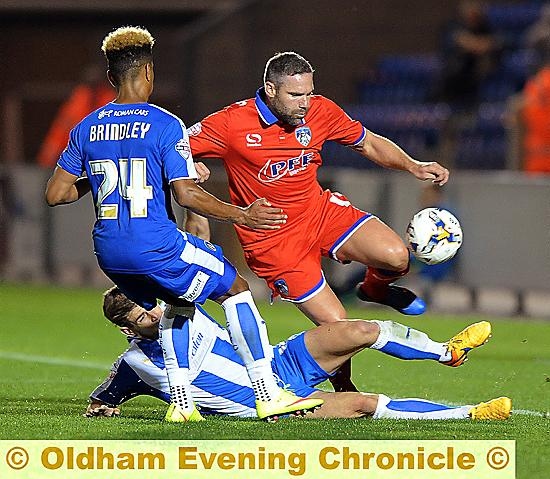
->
xmin=351 ymin=2 xmax=544 ymax=171
xmin=454 ymin=103 xmax=508 ymax=170
xmin=323 ymin=103 xmax=452 ymax=167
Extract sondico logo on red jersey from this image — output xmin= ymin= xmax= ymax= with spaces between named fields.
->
xmin=246 ymin=133 xmax=262 ymax=147
xmin=258 ymin=150 xmax=315 ymax=182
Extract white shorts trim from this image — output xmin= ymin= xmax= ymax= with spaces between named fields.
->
xmin=330 ymin=215 xmax=376 ymax=261
xmin=281 ymin=273 xmax=327 ymax=304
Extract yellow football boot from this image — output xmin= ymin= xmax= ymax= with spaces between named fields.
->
xmin=256 ymin=389 xmax=324 ymax=422
xmin=443 ymin=321 xmax=492 ymax=367
xmin=164 ymin=403 xmax=205 ymax=422
xmin=469 ymin=397 xmax=512 ymax=420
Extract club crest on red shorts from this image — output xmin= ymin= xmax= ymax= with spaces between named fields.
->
xmin=274 ymin=278 xmax=289 ymax=296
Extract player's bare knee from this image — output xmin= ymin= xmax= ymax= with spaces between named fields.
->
xmin=384 ymin=245 xmax=409 ymax=271
xmin=363 ymin=394 xmax=378 ymax=416
xmin=350 ymin=320 xmax=380 ymax=346
xmin=352 ymin=393 xmax=378 ymax=416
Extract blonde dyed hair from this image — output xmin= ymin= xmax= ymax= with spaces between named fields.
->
xmin=101 ymin=26 xmax=154 ymax=54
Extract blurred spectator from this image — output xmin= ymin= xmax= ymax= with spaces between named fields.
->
xmin=506 ymin=60 xmax=550 ymax=174
xmin=36 ymin=64 xmax=113 ymax=169
xmin=437 ymin=0 xmax=502 ymax=106
xmin=525 ymin=4 xmax=550 ymax=71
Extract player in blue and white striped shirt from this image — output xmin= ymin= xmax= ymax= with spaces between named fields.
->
xmin=86 ymin=288 xmax=511 ymax=421
xmin=45 ymin=25 xmax=322 ymax=422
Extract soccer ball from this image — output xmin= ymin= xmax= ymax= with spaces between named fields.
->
xmin=406 ymin=208 xmax=462 ymax=264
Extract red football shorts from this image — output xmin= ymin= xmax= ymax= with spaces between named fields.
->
xmin=243 ymin=190 xmax=374 ymax=302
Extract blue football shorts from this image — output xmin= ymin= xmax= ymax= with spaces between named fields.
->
xmin=271 ymin=331 xmax=334 ymax=397
xmin=106 ymin=233 xmax=237 ymax=310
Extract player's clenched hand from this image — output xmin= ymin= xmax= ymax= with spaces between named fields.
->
xmin=194 ymin=162 xmax=210 ymax=183
xmin=84 ymin=403 xmax=121 ymax=418
xmin=243 ymin=198 xmax=287 ymax=229
xmin=410 ymin=161 xmax=449 ymax=186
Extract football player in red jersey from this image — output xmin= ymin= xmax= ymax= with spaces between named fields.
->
xmin=189 ymin=52 xmax=449 ymax=391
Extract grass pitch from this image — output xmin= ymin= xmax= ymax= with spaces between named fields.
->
xmin=1 ymin=283 xmax=549 ymax=478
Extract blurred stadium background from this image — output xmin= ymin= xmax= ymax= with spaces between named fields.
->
xmin=1 ymin=0 xmax=549 ymax=318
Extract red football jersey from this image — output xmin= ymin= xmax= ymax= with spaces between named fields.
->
xmin=188 ymin=89 xmax=365 ymax=249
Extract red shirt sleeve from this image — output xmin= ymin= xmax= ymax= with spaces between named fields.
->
xmin=188 ymin=108 xmax=229 ymax=159
xmin=322 ymin=96 xmax=366 ymax=146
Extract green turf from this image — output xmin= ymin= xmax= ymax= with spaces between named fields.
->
xmin=1 ymin=283 xmax=549 ymax=478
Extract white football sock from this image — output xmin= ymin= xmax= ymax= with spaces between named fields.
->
xmin=374 ymin=394 xmax=470 ymax=420
xmin=221 ymin=290 xmax=280 ymax=402
xmin=159 ymin=307 xmax=194 ymax=412
xmin=370 ymin=320 xmax=450 ymax=362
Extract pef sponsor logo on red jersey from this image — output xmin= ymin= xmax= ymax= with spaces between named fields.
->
xmin=257 ymin=150 xmax=315 ymax=182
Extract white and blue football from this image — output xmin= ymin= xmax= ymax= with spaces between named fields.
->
xmin=406 ymin=208 xmax=462 ymax=264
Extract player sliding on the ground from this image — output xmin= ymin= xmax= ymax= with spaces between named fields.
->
xmin=85 ymin=287 xmax=511 ymax=421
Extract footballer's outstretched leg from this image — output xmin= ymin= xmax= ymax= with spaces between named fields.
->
xmin=374 ymin=394 xmax=511 ymax=420
xmin=305 ymin=319 xmax=491 ymax=370
xmin=335 ymin=218 xmax=426 ymax=316
xmin=368 ymin=320 xmax=491 ymax=366
xmin=367 ymin=319 xmax=448 ymax=361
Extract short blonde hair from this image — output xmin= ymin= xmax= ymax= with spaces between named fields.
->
xmin=101 ymin=26 xmax=154 ymax=55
